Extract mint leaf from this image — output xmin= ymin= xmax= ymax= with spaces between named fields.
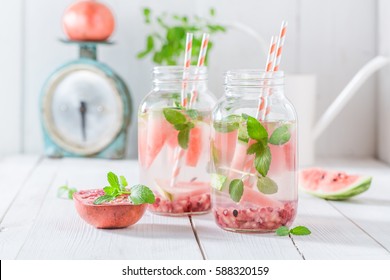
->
xmin=163 ymin=108 xmax=187 ymax=125
xmin=257 ymin=176 xmax=278 ymax=194
xmin=238 ymin=122 xmax=249 ymax=143
xmin=107 ymin=172 xmax=120 ymax=190
xmin=186 ymin=109 xmax=198 ymax=119
xmin=229 ymin=179 xmax=244 ymax=202
xmin=254 ymin=146 xmax=271 ymax=177
xmin=93 ymin=195 xmax=115 ymax=205
xmin=103 ymin=186 xmax=118 ymax=196
xmin=129 ymin=185 xmax=156 ymax=205
xmin=211 ymin=173 xmax=227 ymax=191
xmin=57 ymin=185 xmax=77 ymax=200
xmin=246 ymin=116 xmax=268 ymax=142
xmin=120 ymin=176 xmax=128 ymax=187
xmin=174 ymin=123 xmax=188 ymax=130
xmin=178 ymin=128 xmax=190 ymax=149
xmin=269 ymin=125 xmax=291 ymax=145
xmin=290 ymin=226 xmax=311 ymax=236
xmin=247 ymin=142 xmax=264 ymax=155
xmin=213 ymin=115 xmax=241 ymax=133
xmin=187 ymin=122 xmax=195 ymax=129
xmin=276 ymin=226 xmax=290 ymax=236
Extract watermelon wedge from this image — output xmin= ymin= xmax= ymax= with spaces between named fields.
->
xmin=186 ymin=126 xmax=203 ymax=167
xmin=299 ymin=168 xmax=372 ymax=200
xmin=154 ymin=179 xmax=210 ymax=201
xmin=141 ymin=112 xmax=172 ymax=169
xmin=239 ymin=187 xmax=283 ymax=208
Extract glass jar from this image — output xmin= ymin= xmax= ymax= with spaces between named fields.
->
xmin=138 ymin=66 xmax=216 ymax=216
xmin=211 ymin=70 xmax=298 ymax=232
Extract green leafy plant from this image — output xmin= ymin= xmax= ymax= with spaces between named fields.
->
xmin=276 ymin=226 xmax=311 ymax=236
xmin=137 ymin=7 xmax=227 ymax=65
xmin=94 ymin=172 xmax=155 ymax=205
xmin=57 ymin=184 xmax=77 ymax=200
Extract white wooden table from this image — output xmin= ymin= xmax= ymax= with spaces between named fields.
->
xmin=0 ymin=155 xmax=389 ymax=260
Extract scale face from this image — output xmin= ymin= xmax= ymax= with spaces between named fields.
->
xmin=43 ymin=65 xmax=124 ymax=155
xmin=41 ymin=41 xmax=132 ymax=159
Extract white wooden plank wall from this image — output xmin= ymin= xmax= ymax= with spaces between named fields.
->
xmin=2 ymin=0 xmax=389 ymax=162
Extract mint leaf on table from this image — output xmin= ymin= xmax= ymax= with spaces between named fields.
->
xmin=276 ymin=226 xmax=290 ymax=236
xmin=254 ymin=146 xmax=271 ymax=177
xmin=178 ymin=127 xmax=190 ymax=149
xmin=276 ymin=226 xmax=312 ymax=236
xmin=93 ymin=195 xmax=115 ymax=205
xmin=269 ymin=125 xmax=291 ymax=145
xmin=290 ymin=226 xmax=311 ymax=236
xmin=163 ymin=108 xmax=187 ymax=125
xmin=129 ymin=185 xmax=156 ymax=205
xmin=257 ymin=176 xmax=278 ymax=194
xmin=57 ymin=185 xmax=77 ymax=200
xmin=229 ymin=179 xmax=244 ymax=202
xmin=246 ymin=115 xmax=268 ymax=142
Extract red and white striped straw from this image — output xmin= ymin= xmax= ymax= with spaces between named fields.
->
xmin=189 ymin=33 xmax=210 ymax=107
xmin=273 ymin=21 xmax=288 ymax=72
xmin=256 ymin=35 xmax=278 ymax=119
xmin=181 ymin=33 xmax=193 ymax=107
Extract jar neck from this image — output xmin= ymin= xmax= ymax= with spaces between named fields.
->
xmin=152 ymin=66 xmax=208 ymax=91
xmin=224 ymin=70 xmax=284 ymax=98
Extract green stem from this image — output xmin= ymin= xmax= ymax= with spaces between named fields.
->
xmin=217 ymin=166 xmax=257 ymax=178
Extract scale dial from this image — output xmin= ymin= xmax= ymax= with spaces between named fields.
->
xmin=42 ymin=64 xmax=124 ymax=156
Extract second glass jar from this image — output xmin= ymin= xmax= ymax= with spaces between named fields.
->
xmin=211 ymin=70 xmax=298 ymax=232
xmin=138 ymin=66 xmax=216 ymax=216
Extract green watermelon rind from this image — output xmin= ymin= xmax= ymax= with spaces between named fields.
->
xmin=300 ymin=176 xmax=372 ymax=201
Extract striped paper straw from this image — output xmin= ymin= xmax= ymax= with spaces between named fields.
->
xmin=273 ymin=21 xmax=288 ymax=72
xmin=256 ymin=35 xmax=278 ymax=119
xmin=189 ymin=33 xmax=210 ymax=107
xmin=181 ymin=33 xmax=193 ymax=107
xmin=170 ymin=33 xmax=194 ymax=187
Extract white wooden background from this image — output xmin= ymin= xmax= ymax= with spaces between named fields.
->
xmin=1 ymin=0 xmax=389 ymax=161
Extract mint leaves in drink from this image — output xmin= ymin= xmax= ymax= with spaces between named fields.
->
xmin=163 ymin=108 xmax=197 ymax=149
xmin=276 ymin=225 xmax=311 ymax=236
xmin=269 ymin=124 xmax=291 ymax=145
xmin=94 ymin=172 xmax=155 ymax=205
xmin=229 ymin=179 xmax=244 ymax=203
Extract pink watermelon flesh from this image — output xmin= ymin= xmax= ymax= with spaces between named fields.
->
xmin=300 ymin=168 xmax=371 ymax=200
xmin=239 ymin=187 xmax=283 ymax=208
xmin=142 ymin=114 xmax=172 ymax=169
xmin=300 ymin=168 xmax=359 ymax=192
xmin=138 ymin=117 xmax=148 ymax=168
xmin=229 ymin=140 xmax=249 ymax=178
xmin=186 ymin=127 xmax=203 ymax=167
xmin=214 ymin=130 xmax=238 ymax=163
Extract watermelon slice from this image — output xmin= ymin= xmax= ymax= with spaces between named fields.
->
xmin=239 ymin=187 xmax=283 ymax=208
xmin=299 ymin=168 xmax=372 ymax=200
xmin=141 ymin=112 xmax=172 ymax=168
xmin=186 ymin=126 xmax=203 ymax=167
xmin=154 ymin=179 xmax=210 ymax=201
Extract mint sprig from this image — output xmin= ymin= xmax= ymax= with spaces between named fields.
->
xmin=163 ymin=108 xmax=197 ymax=149
xmin=94 ymin=172 xmax=155 ymax=205
xmin=57 ymin=185 xmax=77 ymax=200
xmin=276 ymin=225 xmax=311 ymax=236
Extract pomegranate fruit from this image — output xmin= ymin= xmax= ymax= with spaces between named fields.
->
xmin=62 ymin=0 xmax=115 ymax=41
xmin=73 ymin=189 xmax=147 ymax=229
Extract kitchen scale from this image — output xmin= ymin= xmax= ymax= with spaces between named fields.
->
xmin=40 ymin=40 xmax=132 ymax=159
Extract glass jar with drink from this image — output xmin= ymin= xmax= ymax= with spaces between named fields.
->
xmin=211 ymin=70 xmax=298 ymax=232
xmin=138 ymin=66 xmax=216 ymax=216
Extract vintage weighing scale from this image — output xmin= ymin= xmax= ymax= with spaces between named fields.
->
xmin=40 ymin=40 xmax=132 ymax=159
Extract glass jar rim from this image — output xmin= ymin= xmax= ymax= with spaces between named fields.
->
xmin=153 ymin=66 xmax=208 ymax=84
xmin=224 ymin=69 xmax=284 ymax=88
